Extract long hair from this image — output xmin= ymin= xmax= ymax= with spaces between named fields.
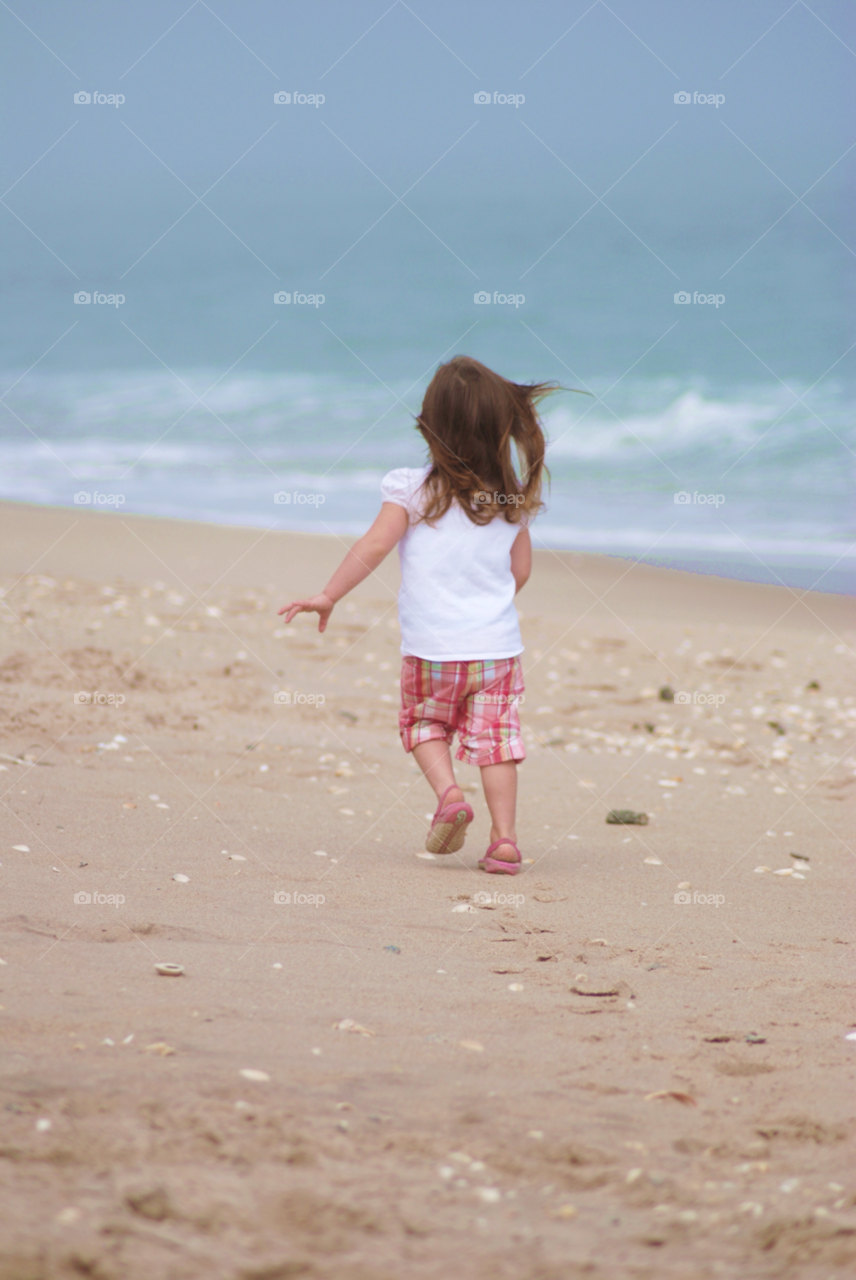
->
xmin=415 ymin=356 xmax=558 ymax=526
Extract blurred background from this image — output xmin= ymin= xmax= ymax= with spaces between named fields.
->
xmin=0 ymin=0 xmax=853 ymax=589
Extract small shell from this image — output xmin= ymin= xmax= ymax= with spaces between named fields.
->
xmin=239 ymin=1068 xmax=270 ymax=1082
xmin=773 ymin=868 xmax=793 ymax=876
xmin=155 ymin=963 xmax=184 ymax=977
xmin=172 ymin=874 xmax=190 ymax=883
xmin=643 ymin=857 xmax=662 ymax=865
xmin=508 ymin=983 xmax=524 ymax=992
xmin=477 ymin=1187 xmax=501 ymax=1204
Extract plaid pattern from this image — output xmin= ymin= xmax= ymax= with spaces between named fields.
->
xmin=399 ymin=656 xmax=526 ymax=767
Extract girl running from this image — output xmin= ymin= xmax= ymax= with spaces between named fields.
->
xmin=279 ymin=355 xmax=556 ymax=874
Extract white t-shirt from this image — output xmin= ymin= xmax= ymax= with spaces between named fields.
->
xmin=381 ymin=466 xmax=526 ymax=661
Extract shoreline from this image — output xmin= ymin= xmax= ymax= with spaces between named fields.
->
xmin=2 ymin=499 xmax=854 ymax=605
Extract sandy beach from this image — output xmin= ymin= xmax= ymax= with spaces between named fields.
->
xmin=0 ymin=499 xmax=854 ymax=1280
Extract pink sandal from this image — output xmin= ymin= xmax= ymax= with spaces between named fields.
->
xmin=478 ymin=839 xmax=522 ymax=875
xmin=426 ymin=785 xmax=474 ymax=855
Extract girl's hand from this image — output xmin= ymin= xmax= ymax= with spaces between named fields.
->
xmin=277 ymin=592 xmax=335 ymax=631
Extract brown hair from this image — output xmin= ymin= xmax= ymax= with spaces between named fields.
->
xmin=415 ymin=356 xmax=559 ymax=526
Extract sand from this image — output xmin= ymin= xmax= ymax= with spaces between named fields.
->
xmin=0 ymin=499 xmax=854 ymax=1280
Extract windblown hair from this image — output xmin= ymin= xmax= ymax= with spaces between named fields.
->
xmin=414 ymin=357 xmax=558 ymax=526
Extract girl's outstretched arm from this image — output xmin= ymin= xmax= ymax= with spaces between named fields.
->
xmin=278 ymin=502 xmax=408 ymax=631
xmin=510 ymin=527 xmax=531 ymax=593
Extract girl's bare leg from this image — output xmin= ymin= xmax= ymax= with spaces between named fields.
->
xmin=412 ymin=739 xmax=464 ymax=806
xmin=480 ymin=760 xmax=519 ymax=861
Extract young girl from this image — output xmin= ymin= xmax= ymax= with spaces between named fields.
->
xmin=279 ymin=355 xmax=555 ymax=874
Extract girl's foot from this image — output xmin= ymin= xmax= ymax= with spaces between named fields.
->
xmin=426 ymin=785 xmax=474 ymax=855
xmin=478 ymin=838 xmax=522 ymax=875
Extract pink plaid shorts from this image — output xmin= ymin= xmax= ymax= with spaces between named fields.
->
xmin=399 ymin=656 xmax=526 ymax=767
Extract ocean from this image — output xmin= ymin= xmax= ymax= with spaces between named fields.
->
xmin=0 ymin=120 xmax=849 ymax=593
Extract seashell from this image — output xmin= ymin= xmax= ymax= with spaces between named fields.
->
xmin=658 ymin=779 xmax=678 ymax=787
xmin=452 ymin=904 xmax=477 ymax=913
xmin=144 ymin=1041 xmax=175 ymax=1055
xmin=35 ymin=1118 xmax=52 ymax=1132
xmin=172 ymin=874 xmax=190 ymax=882
xmin=12 ymin=845 xmax=29 ymax=852
xmin=643 ymin=857 xmax=662 ymax=865
xmin=239 ymin=1068 xmax=270 ymax=1082
xmin=645 ymin=1090 xmax=697 ymax=1106
xmin=416 ymin=852 xmax=435 ymax=859
xmin=773 ymin=868 xmax=792 ymax=876
xmin=754 ymin=866 xmax=770 ymax=873
xmin=228 ymin=854 xmax=246 ymax=861
xmin=458 ymin=1039 xmax=484 ymax=1052
xmin=477 ymin=1187 xmax=501 ymax=1204
xmin=553 ymin=1203 xmax=577 ymax=1218
xmin=333 ymin=1018 xmax=374 ymax=1036
xmin=154 ymin=963 xmax=184 ymax=977
xmin=508 ymin=983 xmax=524 ymax=992
xmin=313 ymin=850 xmax=327 ymax=856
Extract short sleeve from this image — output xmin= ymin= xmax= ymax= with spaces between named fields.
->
xmin=380 ymin=466 xmax=429 ymax=514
